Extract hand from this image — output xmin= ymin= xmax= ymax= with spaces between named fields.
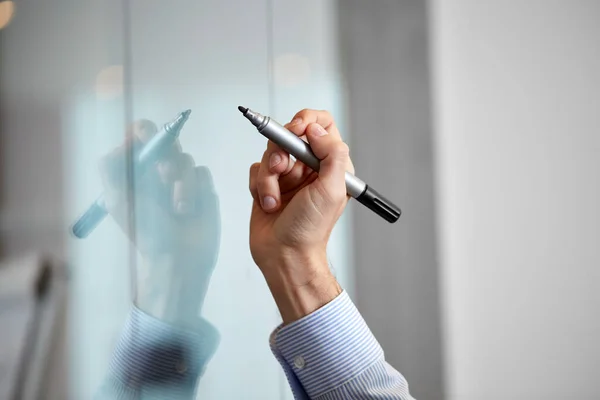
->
xmin=248 ymin=109 xmax=353 ymax=323
xmin=100 ymin=119 xmax=220 ymax=329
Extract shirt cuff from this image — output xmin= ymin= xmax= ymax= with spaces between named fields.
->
xmin=270 ymin=291 xmax=383 ymax=398
xmin=102 ymin=305 xmax=219 ymax=398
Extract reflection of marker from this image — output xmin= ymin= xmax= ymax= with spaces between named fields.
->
xmin=71 ymin=110 xmax=192 ymax=239
xmin=238 ymin=106 xmax=401 ymax=223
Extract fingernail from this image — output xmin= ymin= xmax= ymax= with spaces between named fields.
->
xmin=262 ymin=196 xmax=276 ymax=210
xmin=270 ymin=153 xmax=282 ymax=168
xmin=177 ymin=201 xmax=192 ymax=214
xmin=289 ymin=117 xmax=302 ymax=126
xmin=311 ymin=124 xmax=328 ymax=136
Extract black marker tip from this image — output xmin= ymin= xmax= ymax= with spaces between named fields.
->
xmin=238 ymin=106 xmax=248 ymax=114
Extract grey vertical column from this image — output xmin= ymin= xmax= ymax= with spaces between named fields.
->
xmin=338 ymin=1 xmax=444 ymax=399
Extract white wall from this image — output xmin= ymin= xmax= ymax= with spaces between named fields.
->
xmin=338 ymin=1 xmax=443 ymax=398
xmin=429 ymin=1 xmax=600 ymax=399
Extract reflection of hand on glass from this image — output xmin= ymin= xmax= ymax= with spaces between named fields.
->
xmin=249 ymin=109 xmax=414 ymax=399
xmin=101 ymin=119 xmax=220 ymax=326
xmin=96 ymin=119 xmax=220 ymax=399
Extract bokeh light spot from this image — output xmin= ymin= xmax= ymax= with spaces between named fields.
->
xmin=0 ymin=1 xmax=15 ymax=30
xmin=274 ymin=53 xmax=311 ymax=87
xmin=95 ymin=65 xmax=124 ymax=100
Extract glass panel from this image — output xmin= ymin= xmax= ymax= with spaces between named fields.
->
xmin=0 ymin=1 xmax=129 ymax=399
xmin=125 ymin=0 xmax=280 ymax=398
xmin=120 ymin=0 xmax=352 ymax=398
xmin=1 ymin=1 xmax=351 ymax=398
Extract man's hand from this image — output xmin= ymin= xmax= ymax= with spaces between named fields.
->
xmin=248 ymin=109 xmax=353 ymax=324
xmin=100 ymin=119 xmax=220 ymax=328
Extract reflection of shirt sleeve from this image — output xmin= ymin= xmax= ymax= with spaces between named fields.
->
xmin=96 ymin=305 xmax=219 ymax=400
xmin=270 ymin=291 xmax=414 ymax=400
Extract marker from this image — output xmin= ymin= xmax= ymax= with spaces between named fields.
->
xmin=71 ymin=110 xmax=192 ymax=238
xmin=238 ymin=106 xmax=401 ymax=223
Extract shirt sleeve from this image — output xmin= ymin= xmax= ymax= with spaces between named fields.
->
xmin=270 ymin=291 xmax=415 ymax=400
xmin=95 ymin=305 xmax=220 ymax=400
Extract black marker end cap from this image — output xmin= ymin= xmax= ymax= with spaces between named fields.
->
xmin=356 ymin=185 xmax=401 ymax=223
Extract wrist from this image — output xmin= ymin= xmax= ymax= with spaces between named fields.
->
xmin=136 ymin=255 xmax=212 ymax=328
xmin=262 ymin=251 xmax=342 ymax=324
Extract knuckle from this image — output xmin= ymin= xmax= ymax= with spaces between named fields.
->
xmin=249 ymin=186 xmax=258 ymax=198
xmin=320 ymin=109 xmax=332 ymax=118
xmin=249 ymin=182 xmax=258 ymax=197
xmin=256 ymin=177 xmax=269 ymax=193
xmin=262 ymin=149 xmax=271 ymax=163
xmin=180 ymin=152 xmax=195 ymax=166
xmin=295 ymin=108 xmax=312 ymax=119
xmin=333 ymin=142 xmax=350 ymax=157
xmin=269 ymin=152 xmax=285 ymax=172
xmin=195 ymin=165 xmax=211 ymax=180
xmin=249 ymin=181 xmax=257 ymax=194
xmin=249 ymin=163 xmax=260 ymax=184
xmin=249 ymin=162 xmax=260 ymax=174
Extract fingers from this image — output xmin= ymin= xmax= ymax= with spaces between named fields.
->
xmin=172 ymin=153 xmax=197 ymax=215
xmin=128 ymin=119 xmax=159 ymax=144
xmin=248 ymin=109 xmax=352 ymax=215
xmin=156 ymin=144 xmax=184 ymax=184
xmin=250 ymin=156 xmax=299 ymax=206
xmin=266 ymin=140 xmax=295 ymax=177
xmin=285 ymin=109 xmax=342 ymax=140
xmin=247 ymin=139 xmax=296 ymax=212
xmin=283 ymin=108 xmax=352 ymax=184
xmin=249 ymin=162 xmax=260 ymax=203
xmin=193 ymin=165 xmax=221 ymax=253
xmin=99 ymin=119 xmax=168 ymax=195
xmin=195 ymin=165 xmax=218 ymax=197
xmin=123 ymin=118 xmax=183 ymax=185
xmin=255 ymin=142 xmax=292 ymax=212
xmin=305 ymin=122 xmax=351 ymax=208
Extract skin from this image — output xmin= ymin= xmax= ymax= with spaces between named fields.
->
xmin=100 ymin=119 xmax=220 ymax=331
xmin=249 ymin=109 xmax=354 ymax=324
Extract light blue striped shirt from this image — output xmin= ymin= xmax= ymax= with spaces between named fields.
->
xmin=98 ymin=291 xmax=413 ymax=399
xmin=271 ymin=291 xmax=414 ymax=399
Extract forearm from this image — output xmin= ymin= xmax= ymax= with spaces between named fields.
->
xmin=136 ymin=254 xmax=215 ymax=330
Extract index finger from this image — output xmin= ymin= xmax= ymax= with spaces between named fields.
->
xmin=128 ymin=119 xmax=159 ymax=144
xmin=99 ymin=119 xmax=159 ymax=191
xmin=284 ymin=109 xmax=341 ymax=139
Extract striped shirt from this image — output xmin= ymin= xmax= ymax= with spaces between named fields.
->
xmin=271 ymin=291 xmax=414 ymax=399
xmin=98 ymin=292 xmax=414 ymax=399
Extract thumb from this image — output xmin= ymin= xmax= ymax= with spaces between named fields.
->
xmin=305 ymin=122 xmax=350 ymax=206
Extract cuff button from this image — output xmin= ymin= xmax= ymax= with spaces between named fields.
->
xmin=293 ymin=356 xmax=306 ymax=369
xmin=176 ymin=361 xmax=188 ymax=374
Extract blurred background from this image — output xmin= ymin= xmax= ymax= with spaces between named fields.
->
xmin=1 ymin=0 xmax=598 ymax=399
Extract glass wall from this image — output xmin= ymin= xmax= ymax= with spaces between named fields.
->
xmin=1 ymin=1 xmax=351 ymax=399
